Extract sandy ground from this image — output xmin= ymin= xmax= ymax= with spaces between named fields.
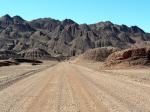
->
xmin=0 ymin=61 xmax=58 ymax=90
xmin=77 ymin=61 xmax=150 ymax=85
xmin=0 ymin=62 xmax=150 ymax=112
xmin=0 ymin=61 xmax=57 ymax=78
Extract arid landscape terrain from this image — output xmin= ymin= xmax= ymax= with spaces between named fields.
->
xmin=0 ymin=13 xmax=150 ymax=112
xmin=0 ymin=57 xmax=149 ymax=112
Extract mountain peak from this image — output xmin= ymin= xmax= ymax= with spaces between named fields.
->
xmin=3 ymin=14 xmax=11 ymax=18
xmin=62 ymin=19 xmax=76 ymax=26
xmin=0 ymin=14 xmax=13 ymax=27
xmin=13 ymin=15 xmax=25 ymax=24
xmin=0 ymin=14 xmax=12 ymax=20
xmin=97 ymin=21 xmax=114 ymax=26
xmin=13 ymin=16 xmax=24 ymax=21
xmin=130 ymin=26 xmax=145 ymax=33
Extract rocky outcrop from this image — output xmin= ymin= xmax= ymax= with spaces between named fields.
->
xmin=105 ymin=47 xmax=150 ymax=67
xmin=18 ymin=48 xmax=51 ymax=59
xmin=0 ymin=50 xmax=20 ymax=59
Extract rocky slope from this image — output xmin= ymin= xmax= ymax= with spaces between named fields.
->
xmin=18 ymin=48 xmax=51 ymax=60
xmin=0 ymin=14 xmax=150 ymax=59
xmin=76 ymin=47 xmax=119 ymax=62
xmin=105 ymin=47 xmax=150 ymax=67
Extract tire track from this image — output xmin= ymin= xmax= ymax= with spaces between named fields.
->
xmin=64 ymin=64 xmax=108 ymax=112
xmin=0 ymin=65 xmax=57 ymax=112
xmin=0 ymin=64 xmax=56 ymax=91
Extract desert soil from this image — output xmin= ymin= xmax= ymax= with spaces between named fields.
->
xmin=0 ymin=62 xmax=150 ymax=112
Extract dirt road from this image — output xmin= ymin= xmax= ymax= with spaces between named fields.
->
xmin=0 ymin=62 xmax=150 ymax=112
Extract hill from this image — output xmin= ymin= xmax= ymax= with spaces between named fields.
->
xmin=76 ymin=47 xmax=119 ymax=62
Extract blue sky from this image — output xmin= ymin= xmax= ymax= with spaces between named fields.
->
xmin=0 ymin=0 xmax=150 ymax=32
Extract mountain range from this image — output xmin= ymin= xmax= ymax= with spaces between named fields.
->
xmin=0 ymin=14 xmax=150 ymax=59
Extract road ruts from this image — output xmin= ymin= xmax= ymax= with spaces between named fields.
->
xmin=0 ymin=62 xmax=150 ymax=112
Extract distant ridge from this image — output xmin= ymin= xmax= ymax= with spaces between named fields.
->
xmin=0 ymin=14 xmax=150 ymax=59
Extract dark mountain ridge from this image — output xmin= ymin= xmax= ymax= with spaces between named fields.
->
xmin=0 ymin=14 xmax=149 ymax=59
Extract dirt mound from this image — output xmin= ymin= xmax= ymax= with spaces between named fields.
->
xmin=13 ymin=58 xmax=42 ymax=64
xmin=18 ymin=48 xmax=51 ymax=60
xmin=0 ymin=58 xmax=43 ymax=67
xmin=0 ymin=60 xmax=18 ymax=67
xmin=76 ymin=47 xmax=119 ymax=62
xmin=105 ymin=47 xmax=150 ymax=68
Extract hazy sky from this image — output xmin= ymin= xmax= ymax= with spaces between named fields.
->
xmin=0 ymin=0 xmax=150 ymax=32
